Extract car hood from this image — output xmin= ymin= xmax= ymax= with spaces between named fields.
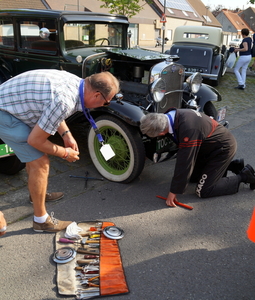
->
xmin=106 ymin=48 xmax=170 ymax=61
xmin=66 ymin=47 xmax=170 ymax=61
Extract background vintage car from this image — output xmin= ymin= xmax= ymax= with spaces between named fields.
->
xmin=166 ymin=26 xmax=228 ymax=86
xmin=0 ymin=9 xmax=224 ymax=182
xmin=228 ymin=38 xmax=242 ymax=47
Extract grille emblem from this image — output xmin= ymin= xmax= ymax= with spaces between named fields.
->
xmin=171 ymin=65 xmax=176 ymax=73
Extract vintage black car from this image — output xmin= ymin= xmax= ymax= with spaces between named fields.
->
xmin=0 ymin=9 xmax=226 ymax=182
xmin=166 ymin=26 xmax=227 ymax=86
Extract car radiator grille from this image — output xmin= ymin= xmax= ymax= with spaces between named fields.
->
xmin=156 ymin=63 xmax=185 ymax=113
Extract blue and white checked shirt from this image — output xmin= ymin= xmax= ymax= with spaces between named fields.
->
xmin=0 ymin=69 xmax=82 ymax=135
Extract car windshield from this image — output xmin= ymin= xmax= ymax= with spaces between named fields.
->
xmin=64 ymin=22 xmax=125 ymax=49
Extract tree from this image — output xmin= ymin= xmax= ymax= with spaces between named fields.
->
xmin=249 ymin=0 xmax=254 ymax=3
xmin=98 ymin=0 xmax=148 ymax=18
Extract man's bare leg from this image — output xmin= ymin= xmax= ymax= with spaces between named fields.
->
xmin=27 ymin=154 xmax=72 ymax=232
xmin=26 ymin=154 xmax=49 ymax=217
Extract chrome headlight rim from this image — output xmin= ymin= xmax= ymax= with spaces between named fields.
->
xmin=151 ymin=78 xmax=166 ymax=103
xmin=186 ymin=72 xmax=202 ymax=94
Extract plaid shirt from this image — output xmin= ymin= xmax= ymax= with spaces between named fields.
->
xmin=0 ymin=69 xmax=82 ymax=135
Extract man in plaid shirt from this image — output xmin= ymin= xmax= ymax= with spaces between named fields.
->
xmin=0 ymin=69 xmax=119 ymax=232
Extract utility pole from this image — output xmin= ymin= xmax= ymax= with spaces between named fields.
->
xmin=161 ymin=0 xmax=166 ymax=53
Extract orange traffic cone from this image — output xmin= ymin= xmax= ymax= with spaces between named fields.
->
xmin=247 ymin=207 xmax=255 ymax=242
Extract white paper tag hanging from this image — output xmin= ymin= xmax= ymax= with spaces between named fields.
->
xmin=100 ymin=144 xmax=115 ymax=161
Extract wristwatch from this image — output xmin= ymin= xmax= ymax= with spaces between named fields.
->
xmin=0 ymin=226 xmax=7 ymax=232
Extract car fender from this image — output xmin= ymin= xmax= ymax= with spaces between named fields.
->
xmin=208 ymin=54 xmax=225 ymax=81
xmin=90 ymin=101 xmax=146 ymax=127
xmin=211 ymin=54 xmax=222 ymax=75
xmin=195 ymin=83 xmax=222 ymax=111
xmin=183 ymin=82 xmax=222 ymax=110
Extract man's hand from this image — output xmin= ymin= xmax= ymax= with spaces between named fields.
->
xmin=63 ymin=134 xmax=79 ymax=152
xmin=28 ymin=124 xmax=80 ymax=161
xmin=166 ymin=192 xmax=177 ymax=207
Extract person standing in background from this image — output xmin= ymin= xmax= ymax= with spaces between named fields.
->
xmin=155 ymin=36 xmax=162 ymax=47
xmin=234 ymin=28 xmax=252 ymax=90
xmin=249 ymin=32 xmax=255 ymax=72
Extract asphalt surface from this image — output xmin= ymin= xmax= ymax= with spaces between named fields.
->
xmin=1 ymin=70 xmax=255 ymax=300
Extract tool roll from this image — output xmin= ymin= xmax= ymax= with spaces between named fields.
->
xmin=55 ymin=221 xmax=129 ymax=299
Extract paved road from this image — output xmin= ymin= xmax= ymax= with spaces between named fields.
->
xmin=1 ymin=71 xmax=255 ymax=300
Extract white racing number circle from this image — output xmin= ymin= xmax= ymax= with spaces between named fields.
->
xmin=103 ymin=226 xmax=124 ymax=240
xmin=53 ymin=247 xmax=77 ymax=264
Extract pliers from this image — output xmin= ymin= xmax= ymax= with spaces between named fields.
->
xmin=80 ymin=275 xmax=100 ymax=287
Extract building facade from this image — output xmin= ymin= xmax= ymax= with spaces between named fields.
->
xmin=0 ymin=0 xmax=222 ymax=48
xmin=216 ymin=9 xmax=253 ymax=46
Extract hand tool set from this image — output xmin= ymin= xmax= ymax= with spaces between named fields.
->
xmin=53 ymin=221 xmax=129 ymax=300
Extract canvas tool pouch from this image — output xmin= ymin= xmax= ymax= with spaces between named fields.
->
xmin=55 ymin=221 xmax=129 ymax=298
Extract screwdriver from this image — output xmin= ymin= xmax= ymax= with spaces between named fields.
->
xmin=58 ymin=238 xmax=100 ymax=244
xmin=58 ymin=238 xmax=80 ymax=244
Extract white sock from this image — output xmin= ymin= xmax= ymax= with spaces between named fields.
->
xmin=34 ymin=213 xmax=49 ymax=223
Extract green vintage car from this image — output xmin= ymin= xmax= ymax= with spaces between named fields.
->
xmin=0 ymin=9 xmax=225 ymax=182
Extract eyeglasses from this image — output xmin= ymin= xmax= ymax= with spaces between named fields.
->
xmin=97 ymin=91 xmax=110 ymax=106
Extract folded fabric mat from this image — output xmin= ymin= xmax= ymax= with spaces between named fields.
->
xmin=55 ymin=221 xmax=129 ymax=299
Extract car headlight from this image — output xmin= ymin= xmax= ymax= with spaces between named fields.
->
xmin=151 ymin=78 xmax=166 ymax=102
xmin=186 ymin=72 xmax=202 ymax=94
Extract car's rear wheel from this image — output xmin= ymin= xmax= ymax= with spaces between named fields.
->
xmin=88 ymin=115 xmax=146 ymax=183
xmin=0 ymin=156 xmax=25 ymax=175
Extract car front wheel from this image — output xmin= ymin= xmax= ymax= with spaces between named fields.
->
xmin=88 ymin=115 xmax=146 ymax=183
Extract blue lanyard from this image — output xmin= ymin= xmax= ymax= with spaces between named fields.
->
xmin=79 ymin=79 xmax=104 ymax=144
xmin=166 ymin=113 xmax=177 ymax=143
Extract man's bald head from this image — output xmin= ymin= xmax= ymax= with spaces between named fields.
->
xmin=87 ymin=71 xmax=119 ymax=98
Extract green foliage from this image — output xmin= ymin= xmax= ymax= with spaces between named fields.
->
xmin=249 ymin=0 xmax=254 ymax=4
xmin=98 ymin=0 xmax=148 ymax=18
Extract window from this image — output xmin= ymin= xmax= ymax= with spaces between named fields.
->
xmin=159 ymin=0 xmax=195 ymax=13
xmin=203 ymin=15 xmax=212 ymax=23
xmin=128 ymin=24 xmax=138 ymax=47
xmin=0 ymin=20 xmax=14 ymax=48
xmin=183 ymin=32 xmax=209 ymax=39
xmin=19 ymin=20 xmax=57 ymax=55
xmin=167 ymin=29 xmax=172 ymax=41
xmin=64 ymin=22 xmax=124 ymax=49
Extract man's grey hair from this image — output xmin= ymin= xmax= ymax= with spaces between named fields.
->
xmin=140 ymin=113 xmax=168 ymax=138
